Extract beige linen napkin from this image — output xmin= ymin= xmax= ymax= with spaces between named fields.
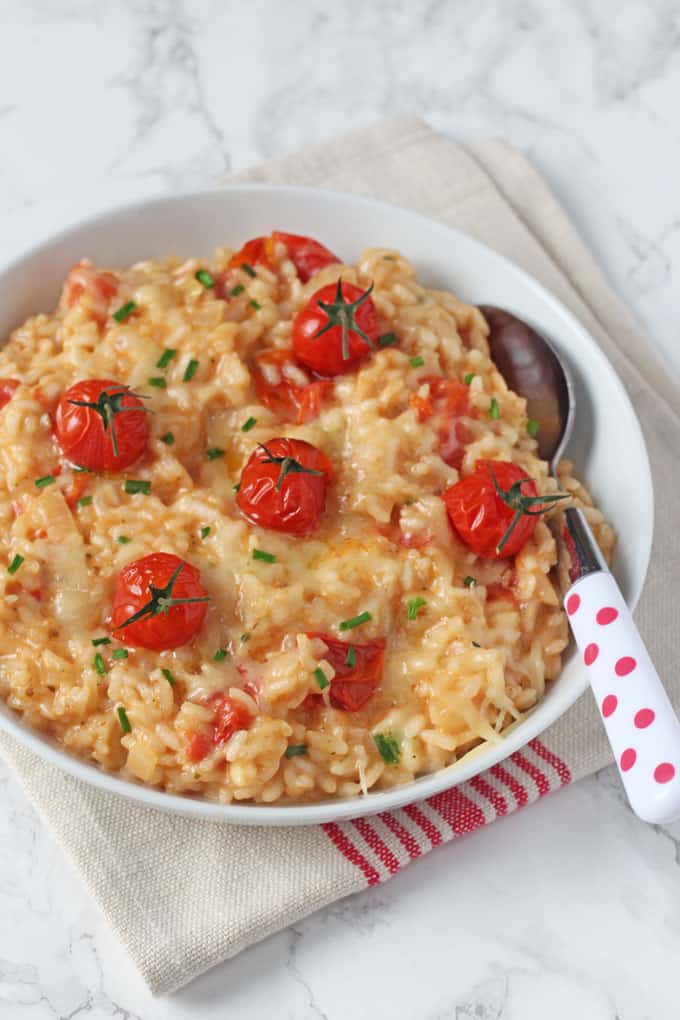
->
xmin=1 ymin=118 xmax=679 ymax=995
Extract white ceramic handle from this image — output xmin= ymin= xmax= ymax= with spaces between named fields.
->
xmin=565 ymin=570 xmax=680 ymax=824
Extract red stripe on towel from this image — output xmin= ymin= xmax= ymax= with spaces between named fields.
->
xmin=352 ymin=818 xmax=401 ymax=874
xmin=379 ymin=812 xmax=422 ymax=860
xmin=469 ymin=774 xmax=509 ymax=817
xmin=321 ymin=822 xmax=380 ymax=885
xmin=428 ymin=786 xmax=486 ymax=835
xmin=512 ymin=751 xmax=550 ymax=797
xmin=490 ymin=763 xmax=529 ymax=808
xmin=403 ymin=803 xmax=443 ymax=847
xmin=529 ymin=738 xmax=572 ymax=786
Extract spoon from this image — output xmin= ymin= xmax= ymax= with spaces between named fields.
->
xmin=480 ymin=305 xmax=680 ymax=825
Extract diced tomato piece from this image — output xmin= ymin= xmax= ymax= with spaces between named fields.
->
xmin=409 ymin=392 xmax=433 ymax=421
xmin=421 ymin=376 xmax=473 ymax=469
xmin=306 ymin=633 xmax=385 ymax=712
xmin=186 ymin=732 xmax=212 ymax=763
xmin=485 ymin=583 xmax=517 ymax=604
xmin=60 ymin=263 xmax=119 ymax=325
xmin=63 ymin=473 xmax=89 ymax=512
xmin=185 ymin=692 xmax=254 ymax=763
xmin=253 ymin=348 xmax=332 ymax=424
xmin=0 ymin=378 xmax=20 ymax=410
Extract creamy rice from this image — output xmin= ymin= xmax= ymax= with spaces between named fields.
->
xmin=0 ymin=241 xmax=614 ymax=802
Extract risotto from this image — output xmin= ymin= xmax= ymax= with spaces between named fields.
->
xmin=0 ymin=232 xmax=614 ymax=803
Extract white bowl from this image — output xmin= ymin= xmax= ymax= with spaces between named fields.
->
xmin=0 ymin=185 xmax=653 ymax=825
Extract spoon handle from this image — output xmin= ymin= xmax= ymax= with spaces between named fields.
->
xmin=565 ymin=569 xmax=680 ymax=824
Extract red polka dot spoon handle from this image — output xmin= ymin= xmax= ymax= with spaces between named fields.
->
xmin=565 ymin=530 xmax=680 ymax=824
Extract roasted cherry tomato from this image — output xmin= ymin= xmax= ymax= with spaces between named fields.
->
xmin=0 ymin=378 xmax=20 ymax=410
xmin=292 ymin=280 xmax=381 ymax=377
xmin=55 ymin=379 xmax=150 ymax=472
xmin=442 ymin=459 xmax=567 ymax=559
xmin=306 ymin=634 xmax=385 ymax=712
xmin=185 ymin=692 xmax=254 ymax=762
xmin=271 ymin=232 xmax=339 ymax=282
xmin=111 ymin=552 xmax=210 ymax=650
xmin=60 ymin=262 xmax=119 ymax=325
xmin=227 ymin=236 xmax=276 ymax=273
xmin=237 ymin=437 xmax=333 ymax=535
xmin=252 ymin=348 xmax=332 ymax=424
xmin=410 ymin=376 xmax=472 ymax=470
xmin=226 ymin=232 xmax=339 ymax=284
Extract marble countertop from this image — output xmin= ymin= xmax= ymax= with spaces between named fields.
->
xmin=1 ymin=1 xmax=679 ymax=1017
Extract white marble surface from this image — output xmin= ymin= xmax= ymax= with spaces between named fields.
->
xmin=0 ymin=0 xmax=679 ymax=1016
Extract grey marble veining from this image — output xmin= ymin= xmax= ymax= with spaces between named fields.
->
xmin=0 ymin=0 xmax=679 ymax=1016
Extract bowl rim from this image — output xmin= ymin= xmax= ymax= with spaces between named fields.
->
xmin=0 ymin=182 xmax=654 ymax=825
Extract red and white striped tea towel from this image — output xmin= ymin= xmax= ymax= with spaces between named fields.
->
xmin=1 ymin=118 xmax=678 ymax=995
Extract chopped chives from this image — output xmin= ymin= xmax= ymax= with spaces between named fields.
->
xmin=345 ymin=645 xmax=356 ymax=668
xmin=183 ymin=359 xmax=199 ymax=382
xmin=241 ymin=262 xmax=256 ymax=278
xmin=206 ymin=447 xmax=224 ymax=460
xmin=410 ymin=355 xmax=425 ymax=368
xmin=230 ymin=284 xmax=245 ymax=297
xmin=313 ymin=666 xmax=329 ymax=690
xmin=378 ymin=332 xmax=397 ymax=347
xmin=213 ymin=648 xmax=228 ymax=662
xmin=34 ymin=475 xmax=55 ymax=489
xmin=472 ymin=641 xmax=481 ymax=648
xmin=464 ymin=372 xmax=475 ymax=385
xmin=374 ymin=733 xmax=401 ymax=765
xmin=113 ymin=301 xmax=136 ymax=323
xmin=72 ymin=465 xmax=92 ymax=473
xmin=7 ymin=554 xmax=24 ymax=575
xmin=233 ymin=481 xmax=241 ymax=493
xmin=93 ymin=652 xmax=107 ymax=676
xmin=161 ymin=668 xmax=175 ymax=686
xmin=117 ymin=706 xmax=131 ymax=733
xmin=92 ymin=637 xmax=111 ymax=647
xmin=116 ymin=535 xmax=131 ymax=544
xmin=249 ymin=299 xmax=262 ymax=311
xmin=489 ymin=397 xmax=500 ymax=420
xmin=285 ymin=744 xmax=307 ymax=758
xmin=240 ymin=633 xmax=250 ymax=643
xmin=463 ymin=576 xmax=476 ymax=588
xmin=112 ymin=648 xmax=129 ymax=660
xmin=527 ymin=419 xmax=540 ymax=437
xmin=200 ymin=526 xmax=211 ymax=539
xmin=156 ymin=348 xmax=176 ymax=369
xmin=241 ymin=416 xmax=257 ymax=432
xmin=195 ymin=268 xmax=216 ymax=288
xmin=124 ymin=480 xmax=151 ymax=495
xmin=77 ymin=495 xmax=92 ymax=508
xmin=160 ymin=432 xmax=175 ymax=445
xmin=339 ymin=611 xmax=372 ymax=631
xmin=407 ymin=596 xmax=427 ymax=621
xmin=252 ymin=549 xmax=276 ymax=563
xmin=148 ymin=376 xmax=167 ymax=389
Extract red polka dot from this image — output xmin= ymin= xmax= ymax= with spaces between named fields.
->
xmin=601 ymin=694 xmax=618 ymax=718
xmin=654 ymin=762 xmax=675 ymax=784
xmin=566 ymin=593 xmax=581 ymax=616
xmin=584 ymin=643 xmax=599 ymax=666
xmin=634 ymin=708 xmax=655 ymax=729
xmin=596 ymin=607 xmax=618 ymax=626
xmin=620 ymin=748 xmax=637 ymax=771
xmin=615 ymin=656 xmax=637 ymax=676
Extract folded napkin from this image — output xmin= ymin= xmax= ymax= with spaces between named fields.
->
xmin=1 ymin=118 xmax=679 ymax=995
